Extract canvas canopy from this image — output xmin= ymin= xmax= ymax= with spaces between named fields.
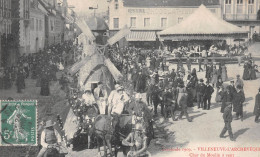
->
xmin=158 ymin=5 xmax=248 ymax=40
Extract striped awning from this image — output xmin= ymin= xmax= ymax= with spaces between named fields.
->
xmin=126 ymin=31 xmax=156 ymax=41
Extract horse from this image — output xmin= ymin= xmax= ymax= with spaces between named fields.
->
xmin=92 ymin=99 xmax=154 ymax=157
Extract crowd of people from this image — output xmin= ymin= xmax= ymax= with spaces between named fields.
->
xmin=162 ymin=42 xmax=249 ymax=58
xmin=0 ymin=40 xmax=75 ymax=96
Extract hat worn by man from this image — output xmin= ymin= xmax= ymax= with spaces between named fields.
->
xmin=236 ymin=75 xmax=240 ymax=78
xmin=115 ymin=84 xmax=123 ymax=91
xmin=45 ymin=120 xmax=56 ymax=128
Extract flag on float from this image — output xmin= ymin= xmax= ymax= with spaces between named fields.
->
xmin=107 ymin=25 xmax=131 ymax=46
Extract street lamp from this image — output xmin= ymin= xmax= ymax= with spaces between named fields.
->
xmin=89 ymin=5 xmax=98 ymax=17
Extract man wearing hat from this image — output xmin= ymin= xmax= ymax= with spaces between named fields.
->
xmin=220 ymin=103 xmax=235 ymax=141
xmin=122 ymin=123 xmax=149 ymax=157
xmin=196 ymin=79 xmax=206 ymax=109
xmin=232 ymin=85 xmax=245 ymax=121
xmin=108 ymin=84 xmax=130 ymax=116
xmin=37 ymin=120 xmax=61 ymax=157
xmin=228 ymin=81 xmax=236 ymax=96
xmin=203 ymin=81 xmax=214 ymax=110
xmin=253 ymin=88 xmax=260 ymax=123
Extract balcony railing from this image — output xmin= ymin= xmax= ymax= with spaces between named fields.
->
xmin=223 ymin=14 xmax=258 ymax=21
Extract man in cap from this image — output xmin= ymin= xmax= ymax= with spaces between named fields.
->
xmin=196 ymin=79 xmax=206 ymax=109
xmin=94 ymin=82 xmax=108 ymax=114
xmin=37 ymin=120 xmax=62 ymax=157
xmin=220 ymin=103 xmax=235 ymax=141
xmin=232 ymin=85 xmax=245 ymax=121
xmin=203 ymin=81 xmax=214 ymax=110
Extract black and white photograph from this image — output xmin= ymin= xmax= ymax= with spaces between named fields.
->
xmin=0 ymin=0 xmax=260 ymax=156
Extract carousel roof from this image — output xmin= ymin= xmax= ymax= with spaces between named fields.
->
xmin=158 ymin=5 xmax=248 ymax=37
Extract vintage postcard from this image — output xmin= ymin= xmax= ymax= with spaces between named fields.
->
xmin=0 ymin=0 xmax=259 ymax=157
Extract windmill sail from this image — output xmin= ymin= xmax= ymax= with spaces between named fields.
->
xmin=107 ymin=25 xmax=131 ymax=46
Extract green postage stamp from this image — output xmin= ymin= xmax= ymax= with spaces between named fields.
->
xmin=0 ymin=100 xmax=37 ymax=146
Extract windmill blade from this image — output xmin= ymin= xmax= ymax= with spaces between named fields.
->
xmin=107 ymin=25 xmax=131 ymax=46
xmin=69 ymin=55 xmax=92 ymax=75
xmin=75 ymin=19 xmax=95 ymax=41
xmin=104 ymin=57 xmax=123 ymax=82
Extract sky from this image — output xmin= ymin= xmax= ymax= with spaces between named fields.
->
xmin=67 ymin=0 xmax=109 ymax=15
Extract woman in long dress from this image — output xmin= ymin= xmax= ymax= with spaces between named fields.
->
xmin=242 ymin=61 xmax=250 ymax=80
xmin=211 ymin=66 xmax=218 ymax=87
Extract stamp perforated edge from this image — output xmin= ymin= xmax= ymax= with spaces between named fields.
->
xmin=0 ymin=100 xmax=38 ymax=146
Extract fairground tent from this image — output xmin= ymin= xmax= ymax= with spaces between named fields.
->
xmin=158 ymin=4 xmax=249 ymax=41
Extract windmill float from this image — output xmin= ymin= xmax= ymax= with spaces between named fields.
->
xmin=63 ymin=19 xmax=131 ymax=143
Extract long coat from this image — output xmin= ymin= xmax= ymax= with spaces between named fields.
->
xmin=242 ymin=63 xmax=250 ymax=80
xmin=232 ymin=90 xmax=245 ymax=113
xmin=253 ymin=93 xmax=260 ymax=116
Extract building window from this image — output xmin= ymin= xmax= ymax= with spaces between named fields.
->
xmin=130 ymin=17 xmax=136 ymax=27
xmin=115 ymin=0 xmax=118 ymax=2
xmin=36 ymin=19 xmax=38 ymax=31
xmin=30 ymin=18 xmax=34 ymax=30
xmin=249 ymin=0 xmax=254 ymax=4
xmin=115 ymin=3 xmax=118 ymax=9
xmin=39 ymin=20 xmax=42 ymax=31
xmin=178 ymin=17 xmax=183 ymax=23
xmin=237 ymin=0 xmax=243 ymax=4
xmin=248 ymin=5 xmax=254 ymax=13
xmin=161 ymin=18 xmax=167 ymax=27
xmin=113 ymin=18 xmax=119 ymax=29
xmin=237 ymin=0 xmax=243 ymax=14
xmin=144 ymin=18 xmax=150 ymax=27
xmin=225 ymin=0 xmax=231 ymax=4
